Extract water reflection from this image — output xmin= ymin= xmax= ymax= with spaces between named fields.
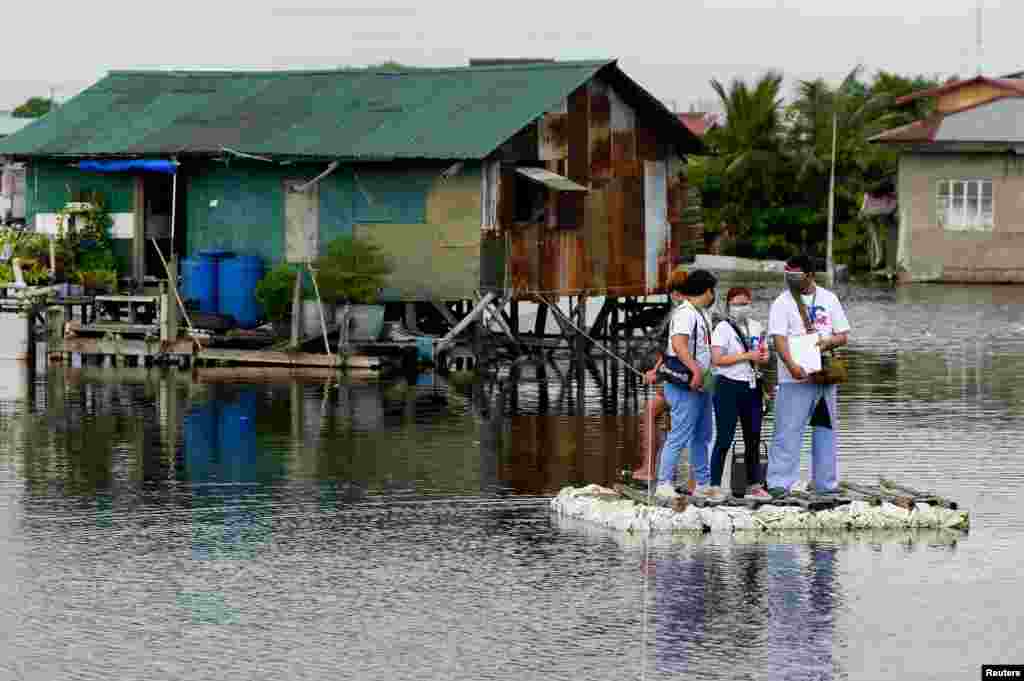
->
xmin=184 ymin=392 xmax=271 ymax=561
xmin=649 ymin=543 xmax=841 ymax=680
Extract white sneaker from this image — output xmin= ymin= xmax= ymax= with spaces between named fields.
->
xmin=654 ymin=483 xmax=679 ymax=499
xmin=705 ymin=486 xmax=727 ymax=504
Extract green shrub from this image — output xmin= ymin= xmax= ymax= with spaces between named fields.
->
xmin=255 ymin=265 xmax=299 ymax=322
xmin=313 ymin=235 xmax=393 ymax=305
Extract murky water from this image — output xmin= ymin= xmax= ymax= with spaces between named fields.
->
xmin=0 ymin=283 xmax=1021 ymax=680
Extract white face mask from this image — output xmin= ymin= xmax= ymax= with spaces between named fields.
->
xmin=730 ymin=304 xmax=751 ymax=320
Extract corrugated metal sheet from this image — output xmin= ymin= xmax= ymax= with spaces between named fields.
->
xmin=643 ymin=160 xmax=668 ymax=292
xmin=932 ymin=97 xmax=1024 ymax=142
xmin=0 ymin=61 xmax=613 ymax=160
xmin=514 ymin=166 xmax=588 ymax=191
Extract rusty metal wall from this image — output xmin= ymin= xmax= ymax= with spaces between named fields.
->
xmin=505 ymin=75 xmax=682 ymax=297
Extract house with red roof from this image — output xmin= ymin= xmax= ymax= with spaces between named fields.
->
xmin=678 ymin=112 xmax=719 ymax=138
xmin=870 ymin=76 xmax=1024 ymax=282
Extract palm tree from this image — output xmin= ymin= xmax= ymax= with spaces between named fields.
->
xmin=784 ymin=65 xmax=913 ymax=268
xmin=701 ymin=71 xmax=788 ymax=235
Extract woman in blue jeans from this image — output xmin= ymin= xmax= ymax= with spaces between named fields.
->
xmin=707 ymin=287 xmax=771 ymax=503
xmin=654 ymin=269 xmax=718 ymax=500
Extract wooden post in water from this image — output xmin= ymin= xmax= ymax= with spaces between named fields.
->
xmin=290 ymin=270 xmax=302 ymax=348
xmin=575 ymin=295 xmax=586 ymax=410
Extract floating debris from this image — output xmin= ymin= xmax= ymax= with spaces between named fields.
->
xmin=549 ymin=482 xmax=969 ymax=534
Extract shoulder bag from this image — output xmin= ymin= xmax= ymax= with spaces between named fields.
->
xmin=792 ymin=291 xmax=848 ymax=385
xmin=657 ymin=306 xmax=713 ymax=389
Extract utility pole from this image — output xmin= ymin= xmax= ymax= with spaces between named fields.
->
xmin=826 ymin=110 xmax=837 ymax=286
xmin=977 ymin=0 xmax=984 ymax=75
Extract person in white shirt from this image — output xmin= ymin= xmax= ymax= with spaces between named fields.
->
xmin=766 ymin=254 xmax=851 ymax=497
xmin=707 ymin=287 xmax=771 ymax=503
xmin=654 ymin=269 xmax=717 ymax=500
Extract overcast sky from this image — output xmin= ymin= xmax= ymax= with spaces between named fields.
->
xmin=0 ymin=0 xmax=1014 ymax=113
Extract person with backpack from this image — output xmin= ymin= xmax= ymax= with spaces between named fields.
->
xmin=707 ymin=287 xmax=772 ymax=503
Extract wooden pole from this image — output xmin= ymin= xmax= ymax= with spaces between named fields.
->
xmin=290 ymin=268 xmax=302 ymax=348
xmin=307 ymin=263 xmax=331 ymax=355
xmin=150 ymin=237 xmax=193 ymax=331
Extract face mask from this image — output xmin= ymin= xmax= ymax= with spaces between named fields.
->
xmin=730 ymin=304 xmax=751 ymax=320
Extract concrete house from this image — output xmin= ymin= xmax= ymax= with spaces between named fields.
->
xmin=0 ymin=112 xmax=30 ymax=225
xmin=871 ymin=76 xmax=1024 ymax=283
xmin=0 ymin=60 xmax=704 ymax=308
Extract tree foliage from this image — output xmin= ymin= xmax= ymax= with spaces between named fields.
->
xmin=691 ymin=66 xmax=949 ymax=268
xmin=11 ymin=97 xmax=53 ymax=118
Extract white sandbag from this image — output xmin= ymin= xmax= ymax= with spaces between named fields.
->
xmin=708 ymin=509 xmax=734 ymax=532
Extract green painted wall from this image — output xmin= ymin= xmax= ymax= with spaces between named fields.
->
xmin=24 ymin=160 xmax=135 ymax=224
xmin=185 ymin=163 xmax=285 ymax=260
xmin=184 ymin=161 xmax=441 ymax=266
xmin=24 ymin=160 xmax=137 ymax=273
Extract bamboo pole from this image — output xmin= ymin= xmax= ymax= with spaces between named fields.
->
xmin=150 ymin=237 xmax=193 ymax=330
xmin=307 ymin=262 xmax=331 ymax=355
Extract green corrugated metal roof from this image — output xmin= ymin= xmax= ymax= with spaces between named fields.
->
xmin=0 ymin=60 xmax=616 ymax=160
xmin=0 ymin=59 xmax=704 ymax=160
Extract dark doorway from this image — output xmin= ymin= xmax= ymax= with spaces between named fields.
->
xmin=143 ymin=172 xmax=184 ymax=282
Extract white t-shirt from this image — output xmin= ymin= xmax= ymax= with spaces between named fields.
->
xmin=768 ymin=286 xmax=851 ymax=383
xmin=667 ymin=301 xmax=712 ymax=370
xmin=711 ymin=318 xmax=764 ymax=385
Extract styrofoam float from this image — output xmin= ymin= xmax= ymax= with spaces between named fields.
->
xmin=550 ymin=484 xmax=970 ymax=534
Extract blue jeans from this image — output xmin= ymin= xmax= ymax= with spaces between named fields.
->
xmin=767 ymin=383 xmax=839 ymax=492
xmin=657 ymin=382 xmax=714 ymax=486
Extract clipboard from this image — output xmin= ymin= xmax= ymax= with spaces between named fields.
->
xmin=788 ymin=332 xmax=821 ymax=374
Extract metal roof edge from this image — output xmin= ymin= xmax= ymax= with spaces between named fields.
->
xmin=104 ymin=59 xmax=617 ymax=78
xmin=474 ymin=60 xmax=616 ymax=159
xmin=597 ymin=62 xmax=706 ymax=155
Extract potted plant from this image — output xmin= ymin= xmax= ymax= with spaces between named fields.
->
xmin=74 ymin=269 xmax=117 ymax=294
xmin=301 ymin=285 xmax=336 ymax=341
xmin=255 ymin=264 xmax=299 ymax=337
xmin=313 ymin=235 xmax=392 ymax=342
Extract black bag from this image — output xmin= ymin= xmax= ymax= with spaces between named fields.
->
xmin=658 ymin=356 xmax=694 ymax=386
xmin=656 ymin=315 xmax=699 ymax=387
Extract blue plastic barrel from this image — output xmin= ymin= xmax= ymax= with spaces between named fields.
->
xmin=218 ymin=255 xmax=265 ymax=329
xmin=181 ymin=255 xmax=218 ymax=314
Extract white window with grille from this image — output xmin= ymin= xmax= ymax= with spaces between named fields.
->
xmin=936 ymin=179 xmax=993 ymax=231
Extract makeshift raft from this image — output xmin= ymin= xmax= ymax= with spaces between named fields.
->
xmin=550 ymin=477 xmax=969 ymax=534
